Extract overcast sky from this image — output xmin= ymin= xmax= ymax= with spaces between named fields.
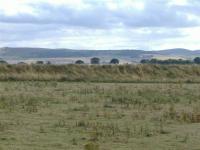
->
xmin=0 ymin=0 xmax=200 ymax=50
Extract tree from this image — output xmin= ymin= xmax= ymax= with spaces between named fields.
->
xmin=149 ymin=59 xmax=158 ymax=64
xmin=91 ymin=57 xmax=100 ymax=64
xmin=75 ymin=60 xmax=84 ymax=64
xmin=140 ymin=58 xmax=192 ymax=65
xmin=194 ymin=57 xmax=200 ymax=64
xmin=0 ymin=60 xmax=7 ymax=64
xmin=110 ymin=58 xmax=119 ymax=64
xmin=140 ymin=59 xmax=150 ymax=64
xmin=18 ymin=62 xmax=26 ymax=65
xmin=36 ymin=61 xmax=44 ymax=65
xmin=46 ymin=61 xmax=51 ymax=65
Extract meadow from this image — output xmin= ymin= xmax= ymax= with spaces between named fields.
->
xmin=0 ymin=64 xmax=200 ymax=82
xmin=1 ymin=81 xmax=200 ymax=150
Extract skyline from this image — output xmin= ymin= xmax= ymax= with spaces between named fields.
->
xmin=0 ymin=0 xmax=200 ymax=50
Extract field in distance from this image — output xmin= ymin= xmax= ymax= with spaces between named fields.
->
xmin=1 ymin=82 xmax=200 ymax=150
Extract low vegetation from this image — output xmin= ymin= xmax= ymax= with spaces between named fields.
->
xmin=0 ymin=82 xmax=200 ymax=150
xmin=141 ymin=57 xmax=200 ymax=65
xmin=0 ymin=63 xmax=200 ymax=149
xmin=0 ymin=64 xmax=199 ymax=82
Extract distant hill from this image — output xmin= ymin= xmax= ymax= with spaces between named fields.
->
xmin=0 ymin=47 xmax=200 ymax=64
xmin=156 ymin=48 xmax=200 ymax=56
xmin=0 ymin=47 xmax=149 ymax=59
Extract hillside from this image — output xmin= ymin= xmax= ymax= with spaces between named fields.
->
xmin=1 ymin=47 xmax=200 ymax=64
xmin=0 ymin=47 xmax=148 ymax=59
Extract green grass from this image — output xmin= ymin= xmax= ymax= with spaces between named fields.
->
xmin=1 ymin=82 xmax=200 ymax=150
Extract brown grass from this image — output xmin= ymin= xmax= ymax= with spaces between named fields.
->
xmin=0 ymin=64 xmax=200 ymax=82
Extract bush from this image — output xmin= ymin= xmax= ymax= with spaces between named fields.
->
xmin=75 ymin=60 xmax=84 ymax=64
xmin=110 ymin=58 xmax=119 ymax=64
xmin=141 ymin=58 xmax=192 ymax=65
xmin=91 ymin=57 xmax=100 ymax=64
xmin=194 ymin=57 xmax=200 ymax=64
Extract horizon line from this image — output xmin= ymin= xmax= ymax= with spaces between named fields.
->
xmin=1 ymin=47 xmax=200 ymax=51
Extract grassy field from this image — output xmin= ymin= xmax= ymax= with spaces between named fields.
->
xmin=1 ymin=82 xmax=200 ymax=150
xmin=0 ymin=64 xmax=200 ymax=82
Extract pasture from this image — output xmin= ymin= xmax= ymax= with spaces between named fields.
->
xmin=0 ymin=82 xmax=200 ymax=150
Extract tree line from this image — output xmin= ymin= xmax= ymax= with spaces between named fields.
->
xmin=141 ymin=57 xmax=200 ymax=65
xmin=1 ymin=57 xmax=200 ymax=65
xmin=75 ymin=57 xmax=119 ymax=64
xmin=0 ymin=58 xmax=120 ymax=65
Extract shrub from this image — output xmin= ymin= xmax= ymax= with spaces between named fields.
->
xmin=110 ymin=58 xmax=119 ymax=64
xmin=75 ymin=60 xmax=84 ymax=64
xmin=91 ymin=57 xmax=100 ymax=64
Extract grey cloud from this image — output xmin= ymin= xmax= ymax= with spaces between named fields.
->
xmin=0 ymin=23 xmax=64 ymax=42
xmin=172 ymin=0 xmax=200 ymax=17
xmin=0 ymin=0 xmax=200 ymax=49
xmin=0 ymin=0 xmax=199 ymax=28
xmin=0 ymin=3 xmax=114 ymax=28
xmin=115 ymin=1 xmax=199 ymax=28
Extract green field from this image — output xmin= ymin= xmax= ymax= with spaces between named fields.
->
xmin=1 ymin=82 xmax=200 ymax=150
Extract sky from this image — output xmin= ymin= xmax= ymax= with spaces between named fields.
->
xmin=0 ymin=0 xmax=200 ymax=50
